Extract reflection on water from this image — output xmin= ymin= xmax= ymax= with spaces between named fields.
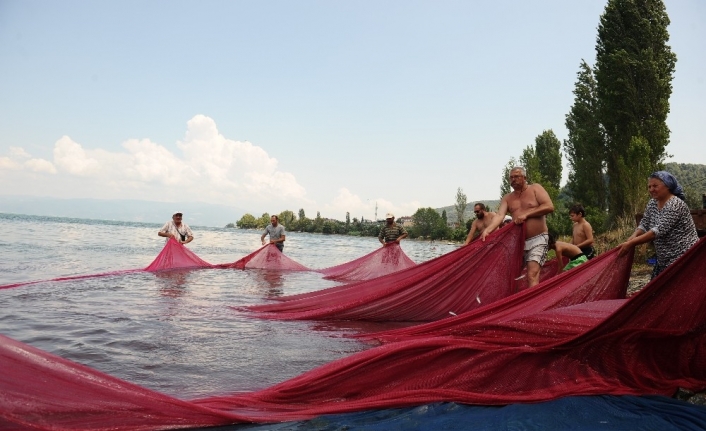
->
xmin=0 ymin=213 xmax=459 ymax=399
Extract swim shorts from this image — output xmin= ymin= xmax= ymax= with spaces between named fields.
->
xmin=563 ymin=254 xmax=588 ymax=271
xmin=580 ymin=246 xmax=595 ymax=260
xmin=524 ymin=233 xmax=549 ymax=266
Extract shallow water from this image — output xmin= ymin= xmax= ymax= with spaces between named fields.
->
xmin=0 ymin=213 xmax=456 ymax=399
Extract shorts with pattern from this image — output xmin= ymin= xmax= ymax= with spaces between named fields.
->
xmin=524 ymin=233 xmax=549 ymax=266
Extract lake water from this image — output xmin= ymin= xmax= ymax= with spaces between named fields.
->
xmin=0 ymin=213 xmax=457 ymax=399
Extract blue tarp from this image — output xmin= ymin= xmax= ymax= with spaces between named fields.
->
xmin=191 ymin=396 xmax=706 ymax=431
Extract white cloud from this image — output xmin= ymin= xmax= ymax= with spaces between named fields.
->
xmin=322 ymin=188 xmax=422 ymax=221
xmin=24 ymin=158 xmax=57 ymax=174
xmin=0 ymin=115 xmax=308 ymax=209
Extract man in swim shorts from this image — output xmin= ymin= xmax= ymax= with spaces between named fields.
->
xmin=481 ymin=167 xmax=554 ymax=288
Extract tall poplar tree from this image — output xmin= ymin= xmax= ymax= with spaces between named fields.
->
xmin=454 ymin=187 xmax=468 ymax=227
xmin=595 ymin=0 xmax=676 ymax=220
xmin=535 ymin=129 xmax=562 ymax=193
xmin=564 ymin=60 xmax=606 ymax=211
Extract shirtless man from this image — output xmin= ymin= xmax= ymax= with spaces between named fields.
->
xmin=481 ymin=167 xmax=554 ymax=288
xmin=463 ymin=203 xmax=497 ymax=245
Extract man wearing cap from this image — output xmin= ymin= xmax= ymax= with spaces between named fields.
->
xmin=378 ymin=213 xmax=408 ymax=247
xmin=261 ymin=215 xmax=286 ymax=252
xmin=158 ymin=212 xmax=194 ymax=244
xmin=463 ymin=203 xmax=498 ymax=246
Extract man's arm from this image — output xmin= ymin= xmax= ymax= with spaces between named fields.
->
xmin=378 ymin=228 xmax=386 ymax=245
xmin=395 ymin=228 xmax=408 ymax=243
xmin=158 ymin=222 xmax=174 ymax=239
xmin=261 ymin=228 xmax=268 ymax=245
xmin=481 ymin=200 xmax=508 ymax=241
xmin=514 ymin=184 xmax=554 ymax=224
xmin=464 ymin=221 xmax=479 ymax=246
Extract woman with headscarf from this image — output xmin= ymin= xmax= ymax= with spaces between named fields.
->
xmin=618 ymin=171 xmax=698 ymax=278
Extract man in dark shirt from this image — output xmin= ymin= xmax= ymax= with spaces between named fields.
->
xmin=378 ymin=213 xmax=408 ymax=247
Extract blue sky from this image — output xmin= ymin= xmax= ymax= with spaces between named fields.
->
xmin=1 ymin=1 xmax=704 ymax=221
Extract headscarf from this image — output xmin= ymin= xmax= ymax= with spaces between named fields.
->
xmin=650 ymin=171 xmax=686 ymax=201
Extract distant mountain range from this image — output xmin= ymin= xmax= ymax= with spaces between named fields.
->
xmin=0 ymin=196 xmax=245 ymax=228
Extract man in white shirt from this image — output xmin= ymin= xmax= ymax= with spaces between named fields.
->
xmin=158 ymin=212 xmax=194 ymax=244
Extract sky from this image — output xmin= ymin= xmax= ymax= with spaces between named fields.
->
xmin=1 ymin=1 xmax=704 ymax=222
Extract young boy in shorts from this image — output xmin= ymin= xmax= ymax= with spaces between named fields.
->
xmin=569 ymin=204 xmax=595 ymax=259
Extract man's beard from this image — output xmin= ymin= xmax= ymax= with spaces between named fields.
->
xmin=476 ymin=212 xmax=484 ymax=219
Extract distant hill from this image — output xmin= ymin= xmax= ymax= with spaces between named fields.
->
xmin=437 ymin=199 xmax=501 ymax=224
xmin=0 ymin=196 xmax=245 ymax=228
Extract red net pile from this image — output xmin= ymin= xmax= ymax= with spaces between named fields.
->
xmin=357 ymin=246 xmax=631 ymax=344
xmin=216 ymin=244 xmax=310 ymax=271
xmin=144 ymin=238 xmax=213 ymax=271
xmin=243 ymin=224 xmax=525 ymax=321
xmin=318 ymin=242 xmax=417 ymax=282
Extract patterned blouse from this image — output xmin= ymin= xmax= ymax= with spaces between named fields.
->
xmin=638 ymin=196 xmax=698 ymax=277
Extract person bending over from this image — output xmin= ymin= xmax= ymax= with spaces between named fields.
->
xmin=548 ymin=232 xmax=588 ymax=274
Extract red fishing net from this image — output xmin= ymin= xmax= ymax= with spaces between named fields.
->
xmin=216 ymin=244 xmax=310 ymax=271
xmin=0 ymin=334 xmax=247 ymax=430
xmin=2 ymin=236 xmax=705 ymax=428
xmin=318 ymin=242 xmax=416 ymax=282
xmin=144 ymin=238 xmax=213 ymax=271
xmin=357 ymin=246 xmax=631 ymax=344
xmin=243 ymin=224 xmax=525 ymax=321
xmin=194 ymin=238 xmax=706 ymax=421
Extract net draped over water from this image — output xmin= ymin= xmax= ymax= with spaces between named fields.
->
xmin=2 ymin=217 xmax=706 ymax=430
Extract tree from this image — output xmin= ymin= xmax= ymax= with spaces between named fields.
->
xmin=256 ymin=213 xmax=270 ymax=229
xmin=454 ymin=187 xmax=467 ymax=227
xmin=411 ymin=207 xmax=446 ymax=239
xmin=519 ymin=146 xmax=541 ymax=185
xmin=345 ymin=212 xmax=350 ymax=229
xmin=298 ymin=208 xmax=306 ymax=220
xmin=500 ymin=157 xmax=516 ymax=198
xmin=278 ymin=210 xmax=296 ymax=228
xmin=535 ymin=130 xmax=562 ymax=193
xmin=236 ymin=213 xmax=258 ymax=229
xmin=564 ymin=60 xmax=607 ymax=211
xmin=441 ymin=209 xmax=447 ymax=225
xmin=595 ymin=0 xmax=676 ymax=220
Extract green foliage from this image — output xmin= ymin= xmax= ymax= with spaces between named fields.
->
xmin=595 ymin=0 xmax=676 ymax=221
xmin=500 ymin=158 xmax=516 ymax=198
xmin=665 ymin=162 xmax=706 ymax=209
xmin=535 ymin=130 xmax=562 ymax=191
xmin=454 ymin=187 xmax=467 ymax=227
xmin=236 ymin=213 xmax=258 ymax=229
xmin=410 ymin=207 xmax=449 ymax=240
xmin=256 ymin=213 xmax=270 ymax=229
xmin=441 ymin=209 xmax=447 ymax=224
xmin=564 ymin=60 xmax=607 ymax=211
xmin=278 ymin=210 xmax=296 ymax=228
xmin=617 ymin=136 xmax=653 ymax=217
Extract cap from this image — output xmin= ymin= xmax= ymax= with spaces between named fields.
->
xmin=386 ymin=213 xmax=395 ymax=219
xmin=173 ymin=211 xmax=183 ymax=217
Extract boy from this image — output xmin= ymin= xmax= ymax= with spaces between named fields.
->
xmin=569 ymin=204 xmax=595 ymax=259
xmin=548 ymin=233 xmax=588 ymax=274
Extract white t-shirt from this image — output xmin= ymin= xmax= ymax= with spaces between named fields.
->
xmin=159 ymin=221 xmax=193 ymax=242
